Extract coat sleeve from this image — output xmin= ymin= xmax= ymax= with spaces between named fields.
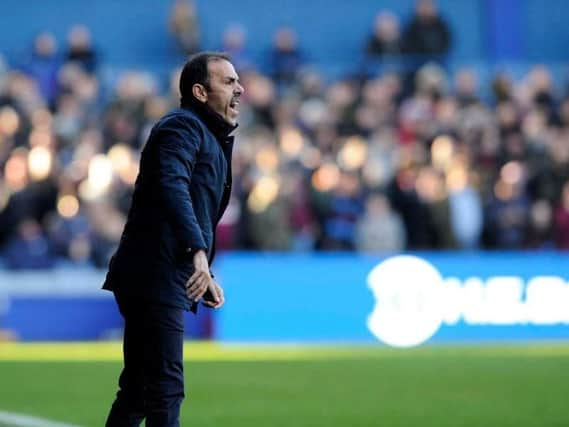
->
xmin=154 ymin=117 xmax=207 ymax=255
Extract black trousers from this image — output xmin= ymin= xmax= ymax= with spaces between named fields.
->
xmin=106 ymin=293 xmax=185 ymax=427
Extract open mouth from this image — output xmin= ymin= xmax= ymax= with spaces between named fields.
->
xmin=229 ymin=98 xmax=240 ymax=114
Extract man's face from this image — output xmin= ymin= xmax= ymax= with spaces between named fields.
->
xmin=417 ymin=0 xmax=436 ymax=20
xmin=204 ymin=59 xmax=244 ymax=126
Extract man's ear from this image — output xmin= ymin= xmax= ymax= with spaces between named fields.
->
xmin=192 ymin=83 xmax=208 ymax=103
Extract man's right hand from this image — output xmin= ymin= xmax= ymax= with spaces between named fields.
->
xmin=185 ymin=250 xmax=220 ymax=305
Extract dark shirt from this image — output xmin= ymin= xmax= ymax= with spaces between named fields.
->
xmin=403 ymin=17 xmax=451 ymax=56
xmin=365 ymin=36 xmax=403 ymax=57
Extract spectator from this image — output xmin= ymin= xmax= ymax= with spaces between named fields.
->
xmin=454 ymin=68 xmax=480 ymax=107
xmin=46 ymin=200 xmax=92 ymax=264
xmin=245 ymin=181 xmax=292 ymax=250
xmin=402 ymin=0 xmax=451 ymax=63
xmin=355 ymin=193 xmax=406 ymax=252
xmin=388 ymin=166 xmax=433 ymax=249
xmin=322 ymin=172 xmax=365 ymax=250
xmin=415 ymin=166 xmax=455 ymax=248
xmin=22 ymin=32 xmax=61 ymax=109
xmin=365 ymin=12 xmax=403 ymax=58
xmin=525 ymin=199 xmax=554 ymax=249
xmin=447 ymin=164 xmax=483 ymax=248
xmin=222 ymin=25 xmax=253 ymax=72
xmin=3 ymin=218 xmax=55 ymax=269
xmin=491 ymin=72 xmax=513 ymax=104
xmin=485 ymin=175 xmax=530 ymax=249
xmin=270 ymin=27 xmax=303 ymax=89
xmin=285 ymin=169 xmax=316 ymax=251
xmin=168 ymin=0 xmax=201 ymax=55
xmin=64 ymin=25 xmax=98 ymax=75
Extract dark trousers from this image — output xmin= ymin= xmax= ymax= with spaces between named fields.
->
xmin=106 ymin=293 xmax=185 ymax=427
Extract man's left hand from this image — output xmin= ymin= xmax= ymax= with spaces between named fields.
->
xmin=202 ymin=280 xmax=225 ymax=309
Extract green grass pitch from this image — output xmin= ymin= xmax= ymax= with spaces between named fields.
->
xmin=0 ymin=342 xmax=568 ymax=426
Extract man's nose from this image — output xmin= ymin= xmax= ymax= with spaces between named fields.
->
xmin=235 ymin=83 xmax=244 ymax=95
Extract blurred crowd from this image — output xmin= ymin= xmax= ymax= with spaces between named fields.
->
xmin=1 ymin=0 xmax=569 ymax=269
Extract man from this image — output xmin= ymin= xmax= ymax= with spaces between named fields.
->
xmin=364 ymin=12 xmax=403 ymax=58
xmin=402 ymin=0 xmax=451 ymax=60
xmin=102 ymin=51 xmax=243 ymax=426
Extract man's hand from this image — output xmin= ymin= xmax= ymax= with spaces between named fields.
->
xmin=186 ymin=250 xmax=213 ymax=302
xmin=202 ymin=280 xmax=225 ymax=309
xmin=185 ymin=250 xmax=224 ymax=309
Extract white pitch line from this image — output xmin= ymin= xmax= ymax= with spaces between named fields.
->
xmin=0 ymin=411 xmax=81 ymax=427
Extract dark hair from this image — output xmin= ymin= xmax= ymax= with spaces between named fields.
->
xmin=179 ymin=51 xmax=231 ymax=107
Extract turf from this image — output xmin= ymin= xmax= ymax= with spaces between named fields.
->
xmin=0 ymin=343 xmax=568 ymax=426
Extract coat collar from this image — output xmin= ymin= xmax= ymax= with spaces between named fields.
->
xmin=182 ymin=98 xmax=238 ymax=142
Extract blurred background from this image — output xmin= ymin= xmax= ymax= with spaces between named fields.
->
xmin=1 ymin=0 xmax=569 ymax=347
xmin=2 ymin=1 xmax=569 ymax=426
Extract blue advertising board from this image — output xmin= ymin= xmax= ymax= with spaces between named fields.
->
xmin=216 ymin=252 xmax=569 ymax=347
xmin=1 ymin=252 xmax=569 ymax=346
xmin=0 ymin=270 xmax=212 ymax=341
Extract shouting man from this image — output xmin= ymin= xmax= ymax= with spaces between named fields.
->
xmin=103 ymin=51 xmax=243 ymax=426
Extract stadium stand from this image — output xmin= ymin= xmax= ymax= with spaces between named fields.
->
xmin=1 ymin=0 xmax=569 ymax=269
